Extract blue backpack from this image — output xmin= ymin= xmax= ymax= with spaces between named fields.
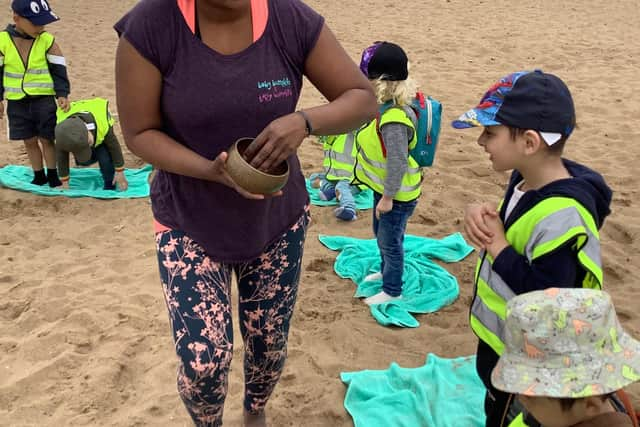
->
xmin=376 ymin=92 xmax=443 ymax=167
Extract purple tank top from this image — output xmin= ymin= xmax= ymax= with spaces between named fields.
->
xmin=115 ymin=0 xmax=324 ymax=261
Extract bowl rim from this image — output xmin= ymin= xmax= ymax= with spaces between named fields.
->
xmin=231 ymin=137 xmax=290 ymax=178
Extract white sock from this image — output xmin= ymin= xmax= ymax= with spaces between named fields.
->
xmin=363 ymin=272 xmax=383 ymax=282
xmin=364 ymin=291 xmax=402 ymax=305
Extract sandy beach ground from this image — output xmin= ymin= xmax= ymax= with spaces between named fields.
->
xmin=1 ymin=0 xmax=639 ymax=425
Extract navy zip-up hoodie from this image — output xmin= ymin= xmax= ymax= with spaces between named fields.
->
xmin=476 ymin=158 xmax=613 ymax=390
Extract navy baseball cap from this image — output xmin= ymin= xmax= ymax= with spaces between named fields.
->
xmin=452 ymin=70 xmax=575 ymax=145
xmin=11 ymin=0 xmax=59 ymax=26
xmin=359 ymin=41 xmax=408 ymax=81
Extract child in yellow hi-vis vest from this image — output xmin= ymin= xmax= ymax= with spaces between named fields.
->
xmin=55 ymin=98 xmax=128 ymax=191
xmin=353 ymin=41 xmax=422 ymax=306
xmin=0 ymin=0 xmax=70 ymax=187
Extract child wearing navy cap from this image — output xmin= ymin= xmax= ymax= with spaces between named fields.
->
xmin=0 ymin=0 xmax=70 ymax=187
xmin=452 ymin=71 xmax=613 ymax=426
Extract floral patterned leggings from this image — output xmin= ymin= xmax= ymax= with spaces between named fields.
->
xmin=155 ymin=209 xmax=310 ymax=426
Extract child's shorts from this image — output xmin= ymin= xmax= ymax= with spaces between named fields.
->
xmin=6 ymin=96 xmax=57 ymax=141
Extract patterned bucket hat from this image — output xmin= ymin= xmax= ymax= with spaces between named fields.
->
xmin=491 ymin=288 xmax=640 ymax=398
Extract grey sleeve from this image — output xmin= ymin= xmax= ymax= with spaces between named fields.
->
xmin=56 ymin=147 xmax=70 ymax=179
xmin=379 ymin=107 xmax=417 ymax=197
xmin=102 ymin=127 xmax=125 ymax=170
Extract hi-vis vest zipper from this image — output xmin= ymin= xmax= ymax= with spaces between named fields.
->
xmin=56 ymin=98 xmax=115 ymax=147
xmin=353 ymin=107 xmax=422 ymax=202
xmin=470 ymin=196 xmax=603 ymax=356
xmin=0 ymin=31 xmax=55 ymax=100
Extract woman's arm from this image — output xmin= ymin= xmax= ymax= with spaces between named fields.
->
xmin=246 ymin=24 xmax=377 ymax=172
xmin=114 ymin=37 xmax=264 ymax=199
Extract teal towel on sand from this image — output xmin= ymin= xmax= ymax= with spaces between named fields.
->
xmin=341 ymin=354 xmax=486 ymax=427
xmin=319 ymin=233 xmax=473 ymax=327
xmin=0 ymin=164 xmax=152 ymax=199
xmin=306 ymin=178 xmax=374 ymax=210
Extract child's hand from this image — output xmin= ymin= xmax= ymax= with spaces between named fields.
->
xmin=113 ymin=171 xmax=129 ymax=191
xmin=464 ymin=202 xmax=498 ymax=248
xmin=61 ymin=180 xmax=70 ymax=189
xmin=483 ymin=214 xmax=509 ymax=258
xmin=375 ymin=196 xmax=393 ymax=219
xmin=57 ymin=97 xmax=70 ymax=112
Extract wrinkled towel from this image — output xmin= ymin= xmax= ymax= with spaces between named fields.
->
xmin=0 ymin=164 xmax=152 ymax=199
xmin=319 ymin=233 xmax=473 ymax=327
xmin=341 ymin=354 xmax=486 ymax=427
xmin=306 ymin=178 xmax=374 ymax=210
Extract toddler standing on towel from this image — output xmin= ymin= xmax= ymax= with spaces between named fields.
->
xmin=0 ymin=0 xmax=70 ymax=187
xmin=55 ymin=97 xmax=128 ymax=191
xmin=353 ymin=42 xmax=423 ymax=305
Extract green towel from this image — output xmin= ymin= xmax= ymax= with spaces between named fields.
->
xmin=319 ymin=233 xmax=474 ymax=327
xmin=0 ymin=164 xmax=152 ymax=199
xmin=306 ymin=178 xmax=374 ymax=210
xmin=341 ymin=354 xmax=486 ymax=427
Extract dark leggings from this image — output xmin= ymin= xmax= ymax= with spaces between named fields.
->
xmin=155 ymin=209 xmax=310 ymax=426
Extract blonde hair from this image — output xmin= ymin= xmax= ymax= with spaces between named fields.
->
xmin=371 ymin=65 xmax=418 ymax=106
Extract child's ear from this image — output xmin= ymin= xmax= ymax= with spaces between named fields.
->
xmin=522 ymin=130 xmax=543 ymax=155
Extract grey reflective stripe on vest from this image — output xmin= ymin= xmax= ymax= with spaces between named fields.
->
xmin=327 ymin=169 xmax=353 ymax=178
xmin=26 ymin=68 xmax=50 ymax=74
xmin=328 ymin=151 xmax=354 ymax=164
xmin=23 ymin=82 xmax=54 ymax=88
xmin=4 ymin=71 xmax=23 ymax=79
xmin=4 ymin=87 xmax=22 ymax=93
xmin=355 ymin=163 xmax=421 ymax=193
xmin=358 ymin=146 xmax=421 ymax=174
xmin=471 ymin=253 xmax=516 ymax=344
xmin=524 ymin=206 xmax=600 ymax=264
xmin=471 ymin=295 xmax=506 ymax=345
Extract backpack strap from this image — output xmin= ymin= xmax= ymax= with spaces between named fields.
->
xmin=615 ymin=389 xmax=639 ymax=427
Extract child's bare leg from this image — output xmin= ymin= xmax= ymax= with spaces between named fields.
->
xmin=24 ymin=137 xmax=44 ymax=170
xmin=40 ymin=138 xmax=61 ymax=187
xmin=40 ymin=138 xmax=56 ymax=169
xmin=24 ymin=137 xmax=47 ymax=185
xmin=243 ymin=410 xmax=266 ymax=427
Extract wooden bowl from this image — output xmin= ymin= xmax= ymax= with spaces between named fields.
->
xmin=226 ymin=137 xmax=290 ymax=194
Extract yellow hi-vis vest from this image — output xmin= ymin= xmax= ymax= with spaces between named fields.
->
xmin=0 ymin=31 xmax=55 ymax=100
xmin=470 ymin=197 xmax=603 ymax=356
xmin=323 ymin=132 xmax=358 ymax=182
xmin=354 ymin=107 xmax=422 ymax=201
xmin=56 ymin=98 xmax=115 ymax=147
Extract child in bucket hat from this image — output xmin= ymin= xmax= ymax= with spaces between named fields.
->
xmin=492 ymin=288 xmax=640 ymax=427
xmin=452 ymin=71 xmax=613 ymax=426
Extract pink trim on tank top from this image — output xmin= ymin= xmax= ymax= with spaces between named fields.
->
xmin=176 ymin=0 xmax=268 ymax=42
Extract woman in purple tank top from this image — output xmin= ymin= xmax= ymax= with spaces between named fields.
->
xmin=114 ymin=0 xmax=376 ymax=425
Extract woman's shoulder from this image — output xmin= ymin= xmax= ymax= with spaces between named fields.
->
xmin=116 ymin=0 xmax=177 ymax=31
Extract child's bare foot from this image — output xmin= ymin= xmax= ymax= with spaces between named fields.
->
xmin=243 ymin=410 xmax=267 ymax=427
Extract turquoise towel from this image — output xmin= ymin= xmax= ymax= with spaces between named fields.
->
xmin=341 ymin=354 xmax=486 ymax=427
xmin=0 ymin=164 xmax=152 ymax=199
xmin=306 ymin=178 xmax=374 ymax=210
xmin=319 ymin=233 xmax=473 ymax=327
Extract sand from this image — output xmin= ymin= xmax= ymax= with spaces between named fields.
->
xmin=1 ymin=0 xmax=639 ymax=425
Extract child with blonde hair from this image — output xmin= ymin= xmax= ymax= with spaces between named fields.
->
xmin=353 ymin=41 xmax=423 ymax=305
